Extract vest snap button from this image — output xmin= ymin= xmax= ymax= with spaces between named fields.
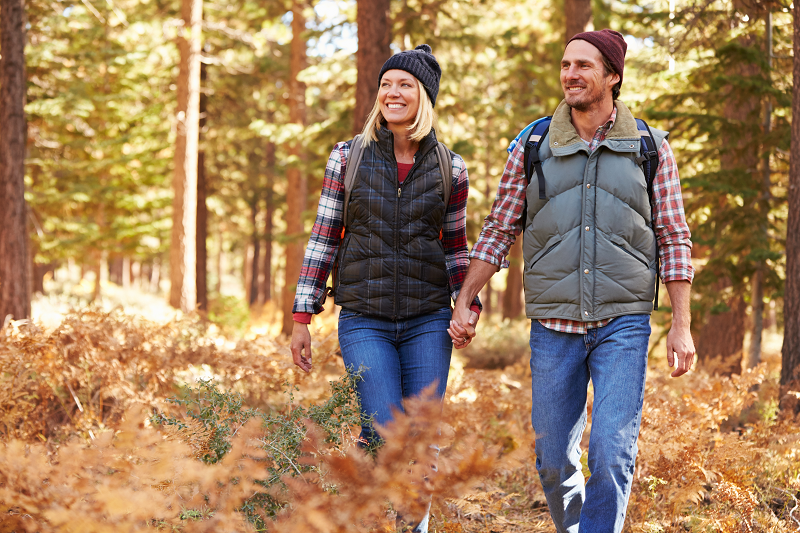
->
xmin=630 ymin=144 xmax=635 ymax=148
xmin=584 ymin=269 xmax=589 ymax=274
xmin=586 ymin=184 xmax=591 ymax=188
xmin=585 ymin=226 xmax=590 ymax=231
xmin=584 ymin=311 xmax=589 ymax=316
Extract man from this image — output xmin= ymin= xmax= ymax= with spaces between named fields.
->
xmin=448 ymin=29 xmax=696 ymax=532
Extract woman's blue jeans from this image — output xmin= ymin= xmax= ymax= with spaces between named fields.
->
xmin=338 ymin=306 xmax=453 ymax=446
xmin=529 ymin=314 xmax=651 ymax=533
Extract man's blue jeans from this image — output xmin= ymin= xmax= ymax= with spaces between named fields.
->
xmin=338 ymin=306 xmax=453 ymax=446
xmin=529 ymin=314 xmax=651 ymax=533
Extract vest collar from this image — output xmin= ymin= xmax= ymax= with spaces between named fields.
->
xmin=373 ymin=124 xmax=438 ymax=161
xmin=549 ymin=99 xmax=640 ymax=153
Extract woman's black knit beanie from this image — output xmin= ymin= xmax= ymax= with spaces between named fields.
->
xmin=377 ymin=44 xmax=441 ymax=106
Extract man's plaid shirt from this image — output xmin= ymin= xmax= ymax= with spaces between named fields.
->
xmin=471 ymin=107 xmax=694 ymax=334
xmin=293 ymin=140 xmax=479 ymax=322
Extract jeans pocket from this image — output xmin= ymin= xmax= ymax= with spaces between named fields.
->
xmin=338 ymin=308 xmax=364 ymax=322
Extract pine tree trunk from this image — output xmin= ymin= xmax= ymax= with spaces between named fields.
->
xmin=260 ymin=141 xmax=276 ymax=304
xmin=0 ymin=0 xmax=31 ymax=322
xmin=353 ymin=0 xmax=391 ymax=135
xmin=696 ymin=35 xmax=759 ymax=373
xmin=196 ymin=61 xmax=208 ymax=312
xmin=746 ymin=266 xmax=764 ymax=369
xmin=282 ymin=0 xmax=308 ymax=334
xmin=248 ymin=200 xmax=260 ymax=307
xmin=781 ymin=0 xmax=800 ymax=386
xmin=564 ymin=0 xmax=592 ymax=43
xmin=169 ymin=0 xmax=203 ymax=312
xmin=502 ymin=239 xmax=523 ymax=319
xmin=697 ymin=291 xmax=746 ymax=376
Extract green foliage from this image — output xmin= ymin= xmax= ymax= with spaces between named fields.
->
xmin=151 ymin=371 xmax=364 ymax=525
xmin=207 ymin=295 xmax=251 ymax=334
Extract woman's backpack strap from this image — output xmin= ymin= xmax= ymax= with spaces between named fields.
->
xmin=435 ymin=142 xmax=452 ymax=207
xmin=341 ymin=134 xmax=366 ymax=231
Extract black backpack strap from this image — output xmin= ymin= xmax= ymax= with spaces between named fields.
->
xmin=634 ymin=118 xmax=661 ymax=310
xmin=520 ymin=117 xmax=552 ymax=227
xmin=523 ymin=117 xmax=552 ymax=200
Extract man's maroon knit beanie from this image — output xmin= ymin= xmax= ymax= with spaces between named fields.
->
xmin=567 ymin=29 xmax=627 ymax=86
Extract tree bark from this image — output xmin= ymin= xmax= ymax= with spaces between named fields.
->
xmin=564 ymin=0 xmax=593 ymax=44
xmin=248 ymin=200 xmax=260 ymax=307
xmin=781 ymin=0 xmax=800 ymax=386
xmin=502 ymin=239 xmax=523 ymax=319
xmin=697 ymin=292 xmax=746 ymax=376
xmin=696 ymin=34 xmax=759 ymax=373
xmin=282 ymin=0 xmax=308 ymax=334
xmin=260 ymin=140 xmax=276 ymax=304
xmin=746 ymin=267 xmax=764 ymax=369
xmin=196 ymin=60 xmax=208 ymax=312
xmin=748 ymin=15 xmax=774 ymax=370
xmin=0 ymin=0 xmax=31 ymax=322
xmin=353 ymin=0 xmax=391 ymax=135
xmin=169 ymin=0 xmax=203 ymax=312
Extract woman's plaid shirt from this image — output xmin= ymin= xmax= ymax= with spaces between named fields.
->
xmin=471 ymin=107 xmax=694 ymax=334
xmin=293 ymin=140 xmax=479 ymax=322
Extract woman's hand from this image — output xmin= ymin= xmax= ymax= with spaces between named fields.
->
xmin=290 ymin=322 xmax=313 ymax=373
xmin=448 ymin=307 xmax=478 ymax=350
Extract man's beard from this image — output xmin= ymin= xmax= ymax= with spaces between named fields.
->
xmin=565 ymin=85 xmax=607 ymax=112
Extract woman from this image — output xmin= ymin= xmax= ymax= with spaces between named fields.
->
xmin=290 ymin=44 xmax=480 ymax=532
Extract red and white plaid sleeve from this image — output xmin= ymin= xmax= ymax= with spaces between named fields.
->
xmin=653 ymin=138 xmax=694 ymax=283
xmin=469 ymin=141 xmax=527 ymax=269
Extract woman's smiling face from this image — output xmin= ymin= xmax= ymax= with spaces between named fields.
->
xmin=379 ymin=70 xmax=420 ymax=128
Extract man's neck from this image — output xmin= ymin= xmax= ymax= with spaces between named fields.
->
xmin=569 ymin=99 xmax=615 ymax=141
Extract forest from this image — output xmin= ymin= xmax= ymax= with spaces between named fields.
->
xmin=1 ymin=0 xmax=800 ymax=530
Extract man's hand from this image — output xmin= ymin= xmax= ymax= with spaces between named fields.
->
xmin=666 ymin=324 xmax=695 ymax=377
xmin=448 ymin=306 xmax=478 ymax=349
xmin=665 ymin=280 xmax=694 ymax=378
xmin=290 ymin=322 xmax=313 ymax=373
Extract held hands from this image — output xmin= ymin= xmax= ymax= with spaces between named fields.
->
xmin=290 ymin=322 xmax=313 ymax=373
xmin=448 ymin=306 xmax=479 ymax=349
xmin=666 ymin=323 xmax=695 ymax=378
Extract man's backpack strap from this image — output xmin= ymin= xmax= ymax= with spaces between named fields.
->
xmin=634 ymin=118 xmax=659 ymax=201
xmin=519 ymin=117 xmax=552 ymax=226
xmin=341 ymin=134 xmax=366 ymax=232
xmin=633 ymin=118 xmax=661 ymax=310
xmin=435 ymin=142 xmax=453 ymax=208
xmin=522 ymin=117 xmax=552 ymax=200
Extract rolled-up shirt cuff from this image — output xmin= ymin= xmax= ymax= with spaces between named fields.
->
xmin=292 ymin=312 xmax=313 ymax=324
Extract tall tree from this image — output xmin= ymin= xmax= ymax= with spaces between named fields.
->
xmin=170 ymin=0 xmax=203 ymax=312
xmin=282 ymin=0 xmax=309 ymax=334
xmin=353 ymin=0 xmax=391 ymax=135
xmin=781 ymin=0 xmax=800 ymax=386
xmin=197 ymin=60 xmax=208 ymax=313
xmin=564 ymin=0 xmax=592 ymax=43
xmin=260 ymin=140 xmax=276 ymax=304
xmin=0 ymin=0 xmax=31 ymax=322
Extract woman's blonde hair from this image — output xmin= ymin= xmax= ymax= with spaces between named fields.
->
xmin=360 ymin=75 xmax=439 ymax=145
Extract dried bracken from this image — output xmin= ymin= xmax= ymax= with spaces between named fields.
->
xmin=1 ymin=310 xmax=799 ymax=532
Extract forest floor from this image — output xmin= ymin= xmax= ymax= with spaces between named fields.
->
xmin=1 ymin=284 xmax=799 ymax=532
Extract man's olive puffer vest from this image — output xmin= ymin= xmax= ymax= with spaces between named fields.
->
xmin=523 ymin=100 xmax=668 ymax=322
xmin=334 ymin=126 xmax=451 ymax=320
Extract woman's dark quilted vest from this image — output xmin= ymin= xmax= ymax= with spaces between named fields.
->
xmin=333 ymin=127 xmax=451 ymax=320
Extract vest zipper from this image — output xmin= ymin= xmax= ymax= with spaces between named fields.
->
xmin=393 ymin=140 xmax=437 ymax=320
